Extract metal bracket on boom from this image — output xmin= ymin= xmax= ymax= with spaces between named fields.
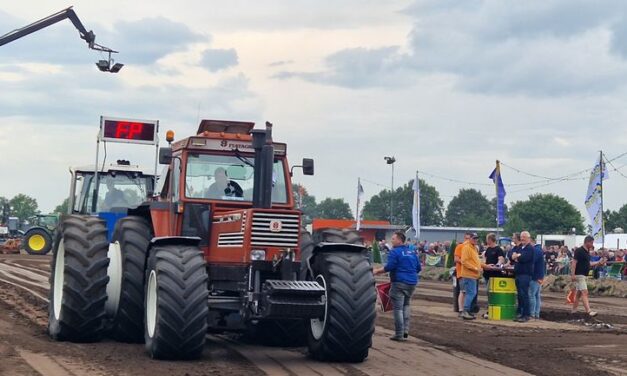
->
xmin=0 ymin=6 xmax=123 ymax=73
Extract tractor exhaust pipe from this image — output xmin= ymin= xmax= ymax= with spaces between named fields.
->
xmin=251 ymin=122 xmax=274 ymax=208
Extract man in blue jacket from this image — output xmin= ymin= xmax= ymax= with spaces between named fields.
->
xmin=374 ymin=231 xmax=421 ymax=341
xmin=529 ymin=238 xmax=545 ymax=319
xmin=511 ymin=231 xmax=535 ymax=322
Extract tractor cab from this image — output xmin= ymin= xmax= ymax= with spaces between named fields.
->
xmin=68 ymin=162 xmax=155 ymax=215
xmin=66 ymin=161 xmax=155 ymax=240
xmin=30 ymin=214 xmax=59 ymax=232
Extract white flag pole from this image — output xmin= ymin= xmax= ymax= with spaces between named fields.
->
xmin=412 ymin=171 xmax=420 ymax=240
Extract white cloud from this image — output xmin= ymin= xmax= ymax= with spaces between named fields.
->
xmin=278 ymin=0 xmax=627 ymax=96
xmin=200 ymin=48 xmax=238 ymax=72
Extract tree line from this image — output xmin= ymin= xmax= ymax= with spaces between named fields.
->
xmin=296 ymin=179 xmax=627 ymax=236
xmin=0 ymin=195 xmax=67 ymax=222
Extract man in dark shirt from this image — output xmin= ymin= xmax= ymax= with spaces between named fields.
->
xmin=481 ymin=233 xmax=505 ymax=319
xmin=511 ymin=231 xmax=535 ymax=322
xmin=483 ymin=233 xmax=506 ymax=280
xmin=507 ymin=232 xmax=521 ymax=265
xmin=570 ymin=236 xmax=605 ymax=317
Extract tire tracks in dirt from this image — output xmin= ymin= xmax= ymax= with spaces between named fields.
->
xmin=210 ymin=327 xmax=531 ymax=376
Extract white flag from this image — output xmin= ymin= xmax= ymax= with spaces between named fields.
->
xmin=356 ymin=179 xmax=365 ymax=231
xmin=585 ymin=158 xmax=608 ymax=241
xmin=412 ymin=172 xmax=420 ymax=239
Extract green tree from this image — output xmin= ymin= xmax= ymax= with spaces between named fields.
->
xmin=445 ymin=239 xmax=456 ymax=269
xmin=9 ymin=194 xmax=39 ymax=220
xmin=605 ymin=204 xmax=627 ymax=232
xmin=372 ymin=241 xmax=382 ymax=264
xmin=445 ymin=189 xmax=493 ymax=227
xmin=292 ymin=183 xmax=318 ymax=224
xmin=316 ymin=198 xmax=353 ymax=219
xmin=503 ymin=193 xmax=584 ymax=235
xmin=362 ymin=179 xmax=444 ymax=225
xmin=54 ymin=198 xmax=70 ymax=214
xmin=0 ymin=196 xmax=9 ymax=222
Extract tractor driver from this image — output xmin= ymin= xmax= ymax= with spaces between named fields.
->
xmin=102 ymin=178 xmax=129 ymax=210
xmin=207 ymin=167 xmax=243 ymax=199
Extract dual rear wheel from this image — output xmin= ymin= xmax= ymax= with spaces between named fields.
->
xmin=48 ymin=215 xmax=209 ymax=360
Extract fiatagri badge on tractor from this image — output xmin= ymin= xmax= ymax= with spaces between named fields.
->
xmin=49 ymin=119 xmax=377 ymax=362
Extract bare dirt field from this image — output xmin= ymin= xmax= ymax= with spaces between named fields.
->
xmin=0 ymin=253 xmax=625 ymax=376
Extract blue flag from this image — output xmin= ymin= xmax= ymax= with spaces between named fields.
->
xmin=489 ymin=165 xmax=506 ymax=226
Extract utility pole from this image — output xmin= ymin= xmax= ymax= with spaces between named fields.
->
xmin=384 ymin=156 xmax=396 ymax=224
xmin=600 ymin=150 xmax=605 ymax=249
xmin=495 ymin=160 xmax=500 ymax=240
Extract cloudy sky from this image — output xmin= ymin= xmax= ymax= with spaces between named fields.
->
xmin=1 ymin=0 xmax=627 ymax=226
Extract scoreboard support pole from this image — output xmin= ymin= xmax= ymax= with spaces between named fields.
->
xmin=90 ymin=115 xmax=160 ymax=213
xmin=153 ymin=120 xmax=160 ymax=194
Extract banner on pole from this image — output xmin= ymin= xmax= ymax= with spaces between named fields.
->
xmin=585 ymin=158 xmax=608 ymax=241
xmin=356 ymin=179 xmax=365 ymax=231
xmin=412 ymin=172 xmax=420 ymax=239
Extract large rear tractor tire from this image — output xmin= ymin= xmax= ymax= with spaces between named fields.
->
xmin=144 ymin=245 xmax=209 ymax=360
xmin=313 ymin=228 xmax=362 ymax=245
xmin=106 ymin=216 xmax=151 ymax=343
xmin=23 ymin=227 xmax=53 ymax=255
xmin=299 ymin=227 xmax=314 ymax=283
xmin=307 ymin=251 xmax=376 ymax=362
xmin=48 ymin=215 xmax=110 ymax=342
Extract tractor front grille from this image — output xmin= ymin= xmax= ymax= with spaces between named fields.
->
xmin=250 ymin=212 xmax=299 ymax=248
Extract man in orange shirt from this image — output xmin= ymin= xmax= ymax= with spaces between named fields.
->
xmin=460 ymin=233 xmax=482 ymax=320
xmin=454 ymin=232 xmax=472 ymax=315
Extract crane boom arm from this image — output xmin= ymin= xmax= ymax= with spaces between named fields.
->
xmin=0 ymin=7 xmax=113 ymax=52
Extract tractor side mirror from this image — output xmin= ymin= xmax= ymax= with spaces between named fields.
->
xmin=159 ymin=147 xmax=172 ymax=165
xmin=302 ymin=158 xmax=314 ymax=176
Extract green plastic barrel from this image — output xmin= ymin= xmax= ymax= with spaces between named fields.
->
xmin=488 ymin=277 xmax=517 ymax=320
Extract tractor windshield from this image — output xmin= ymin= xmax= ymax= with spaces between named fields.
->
xmin=76 ymin=172 xmax=153 ymax=213
xmin=38 ymin=215 xmax=58 ymax=230
xmin=185 ymin=153 xmax=288 ymax=203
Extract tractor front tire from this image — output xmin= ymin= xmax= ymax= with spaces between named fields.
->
xmin=144 ymin=245 xmax=209 ymax=360
xmin=23 ymin=227 xmax=53 ymax=255
xmin=107 ymin=216 xmax=151 ymax=343
xmin=48 ymin=215 xmax=110 ymax=342
xmin=307 ymin=251 xmax=376 ymax=362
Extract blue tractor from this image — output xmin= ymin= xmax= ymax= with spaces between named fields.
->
xmin=48 ymin=116 xmax=159 ymax=342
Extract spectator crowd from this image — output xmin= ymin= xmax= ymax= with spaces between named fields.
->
xmin=372 ymin=230 xmax=626 ymax=335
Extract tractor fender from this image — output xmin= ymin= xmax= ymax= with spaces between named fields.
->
xmin=24 ymin=226 xmax=51 ymax=237
xmin=150 ymin=236 xmax=201 ymax=248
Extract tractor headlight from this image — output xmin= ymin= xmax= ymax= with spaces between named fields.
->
xmin=250 ymin=250 xmax=266 ymax=261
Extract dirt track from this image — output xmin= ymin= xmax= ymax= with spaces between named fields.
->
xmin=0 ymin=253 xmax=625 ymax=376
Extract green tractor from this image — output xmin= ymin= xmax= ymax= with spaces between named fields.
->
xmin=22 ymin=214 xmax=59 ymax=255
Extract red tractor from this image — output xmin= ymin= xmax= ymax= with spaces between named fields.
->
xmin=49 ymin=120 xmax=376 ymax=362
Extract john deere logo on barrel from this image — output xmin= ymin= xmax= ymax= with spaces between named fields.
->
xmin=499 ymin=280 xmax=507 ymax=289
